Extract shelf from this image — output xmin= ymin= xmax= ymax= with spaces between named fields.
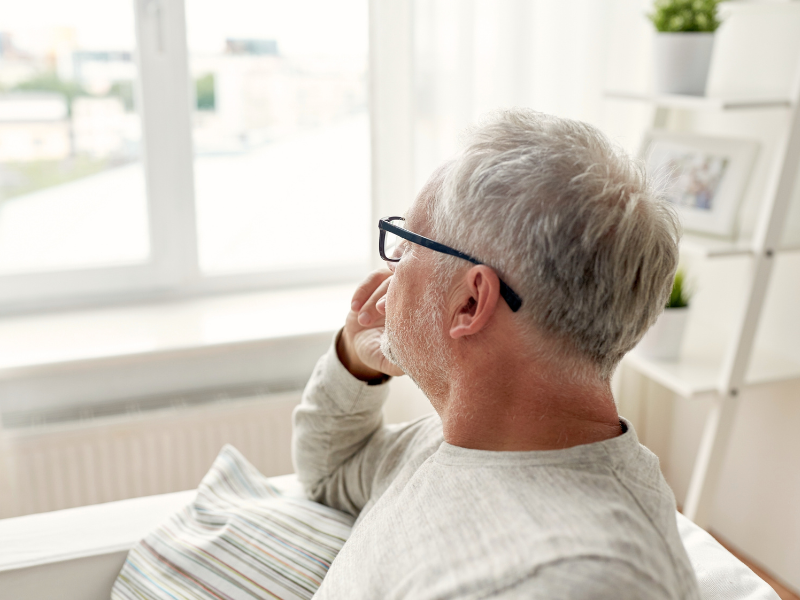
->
xmin=605 ymin=90 xmax=792 ymax=111
xmin=678 ymin=235 xmax=800 ymax=258
xmin=680 ymin=234 xmax=754 ymax=258
xmin=623 ymin=349 xmax=800 ymax=398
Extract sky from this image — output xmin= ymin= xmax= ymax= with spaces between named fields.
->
xmin=2 ymin=0 xmax=368 ymax=57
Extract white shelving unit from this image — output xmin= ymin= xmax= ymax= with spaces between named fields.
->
xmin=624 ymin=350 xmax=800 ymax=400
xmin=607 ymin=51 xmax=800 ymax=529
xmin=679 ymin=233 xmax=754 ymax=258
xmin=679 ymin=233 xmax=800 ymax=258
xmin=605 ymin=90 xmax=791 ymax=111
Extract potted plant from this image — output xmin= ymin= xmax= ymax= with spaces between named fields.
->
xmin=649 ymin=0 xmax=724 ymax=95
xmin=634 ymin=269 xmax=692 ymax=360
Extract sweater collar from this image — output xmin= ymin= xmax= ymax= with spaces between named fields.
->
xmin=432 ymin=417 xmax=638 ymax=468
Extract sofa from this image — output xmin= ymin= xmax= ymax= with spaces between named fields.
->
xmin=0 ymin=474 xmax=780 ymax=599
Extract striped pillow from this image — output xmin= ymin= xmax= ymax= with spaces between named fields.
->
xmin=112 ymin=445 xmax=354 ymax=600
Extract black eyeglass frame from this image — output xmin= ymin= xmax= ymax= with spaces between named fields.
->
xmin=378 ymin=216 xmax=523 ymax=312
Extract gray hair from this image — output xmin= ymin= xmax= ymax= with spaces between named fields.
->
xmin=430 ymin=109 xmax=680 ymax=379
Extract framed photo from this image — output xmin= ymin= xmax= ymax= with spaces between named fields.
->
xmin=641 ymin=131 xmax=759 ymax=238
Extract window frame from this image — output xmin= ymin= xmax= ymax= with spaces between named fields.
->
xmin=0 ymin=0 xmax=377 ymax=315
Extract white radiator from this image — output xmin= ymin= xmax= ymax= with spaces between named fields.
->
xmin=0 ymin=390 xmax=301 ymax=519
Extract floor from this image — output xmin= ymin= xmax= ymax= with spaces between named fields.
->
xmin=712 ymin=531 xmax=799 ymax=600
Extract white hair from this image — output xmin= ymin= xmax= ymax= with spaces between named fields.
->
xmin=429 ymin=109 xmax=680 ymax=379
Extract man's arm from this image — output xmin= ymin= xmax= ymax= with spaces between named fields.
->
xmin=292 ymin=334 xmax=437 ymax=515
xmin=291 ymin=333 xmax=386 ymax=515
xmin=486 ymin=558 xmax=676 ymax=600
xmin=292 ymin=269 xmax=438 ymax=516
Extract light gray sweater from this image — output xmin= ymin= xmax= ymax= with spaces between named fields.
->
xmin=292 ymin=341 xmax=701 ymax=599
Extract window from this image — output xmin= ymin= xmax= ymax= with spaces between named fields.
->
xmin=0 ymin=0 xmax=370 ymax=312
xmin=186 ymin=1 xmax=370 ymax=276
xmin=0 ymin=1 xmax=149 ymax=282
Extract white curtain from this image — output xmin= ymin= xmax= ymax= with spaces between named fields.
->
xmin=410 ymin=0 xmax=655 ymax=191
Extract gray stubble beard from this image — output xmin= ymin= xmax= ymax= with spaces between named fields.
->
xmin=380 ymin=280 xmax=451 ymax=398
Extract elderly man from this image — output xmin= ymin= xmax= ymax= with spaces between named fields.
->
xmin=293 ymin=109 xmax=700 ymax=598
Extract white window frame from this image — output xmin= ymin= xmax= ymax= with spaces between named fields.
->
xmin=0 ymin=0 xmax=374 ymax=315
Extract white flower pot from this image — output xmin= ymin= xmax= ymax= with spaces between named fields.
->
xmin=634 ymin=307 xmax=689 ymax=361
xmin=653 ymin=32 xmax=715 ymax=95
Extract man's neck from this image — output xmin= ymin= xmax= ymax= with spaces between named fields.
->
xmin=432 ymin=348 xmax=622 ymax=452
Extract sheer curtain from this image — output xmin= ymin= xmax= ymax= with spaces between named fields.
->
xmin=410 ymin=0 xmax=655 ymax=191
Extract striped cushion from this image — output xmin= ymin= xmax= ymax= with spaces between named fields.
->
xmin=111 ymin=445 xmax=354 ymax=600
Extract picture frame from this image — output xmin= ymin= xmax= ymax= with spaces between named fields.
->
xmin=640 ymin=131 xmax=759 ymax=238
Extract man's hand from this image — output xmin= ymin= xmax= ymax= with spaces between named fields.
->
xmin=337 ymin=269 xmax=405 ymax=382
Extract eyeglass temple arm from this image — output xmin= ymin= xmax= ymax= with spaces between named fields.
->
xmin=379 ymin=219 xmax=522 ymax=312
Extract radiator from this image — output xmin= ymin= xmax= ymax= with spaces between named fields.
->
xmin=0 ymin=389 xmax=302 ymax=519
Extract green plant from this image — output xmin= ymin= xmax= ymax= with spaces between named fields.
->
xmin=649 ymin=0 xmax=723 ymax=33
xmin=195 ymin=73 xmax=215 ymax=111
xmin=667 ymin=269 xmax=691 ymax=309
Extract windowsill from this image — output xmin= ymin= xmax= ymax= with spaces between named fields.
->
xmin=0 ymin=283 xmax=353 ymax=375
xmin=0 ymin=284 xmax=355 ymax=416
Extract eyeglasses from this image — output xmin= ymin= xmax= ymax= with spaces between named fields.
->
xmin=378 ymin=216 xmax=523 ymax=312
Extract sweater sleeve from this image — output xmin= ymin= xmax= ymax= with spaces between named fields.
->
xmin=488 ymin=558 xmax=675 ymax=600
xmin=291 ymin=332 xmax=440 ymax=517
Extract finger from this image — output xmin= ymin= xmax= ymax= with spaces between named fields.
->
xmin=352 ymin=328 xmax=405 ymax=377
xmin=358 ymin=276 xmax=391 ymax=326
xmin=378 ymin=355 xmax=405 ymax=377
xmin=350 ymin=268 xmax=392 ymax=312
xmin=376 ymin=295 xmax=386 ymax=315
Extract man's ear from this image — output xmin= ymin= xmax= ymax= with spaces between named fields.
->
xmin=449 ymin=265 xmax=501 ymax=339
